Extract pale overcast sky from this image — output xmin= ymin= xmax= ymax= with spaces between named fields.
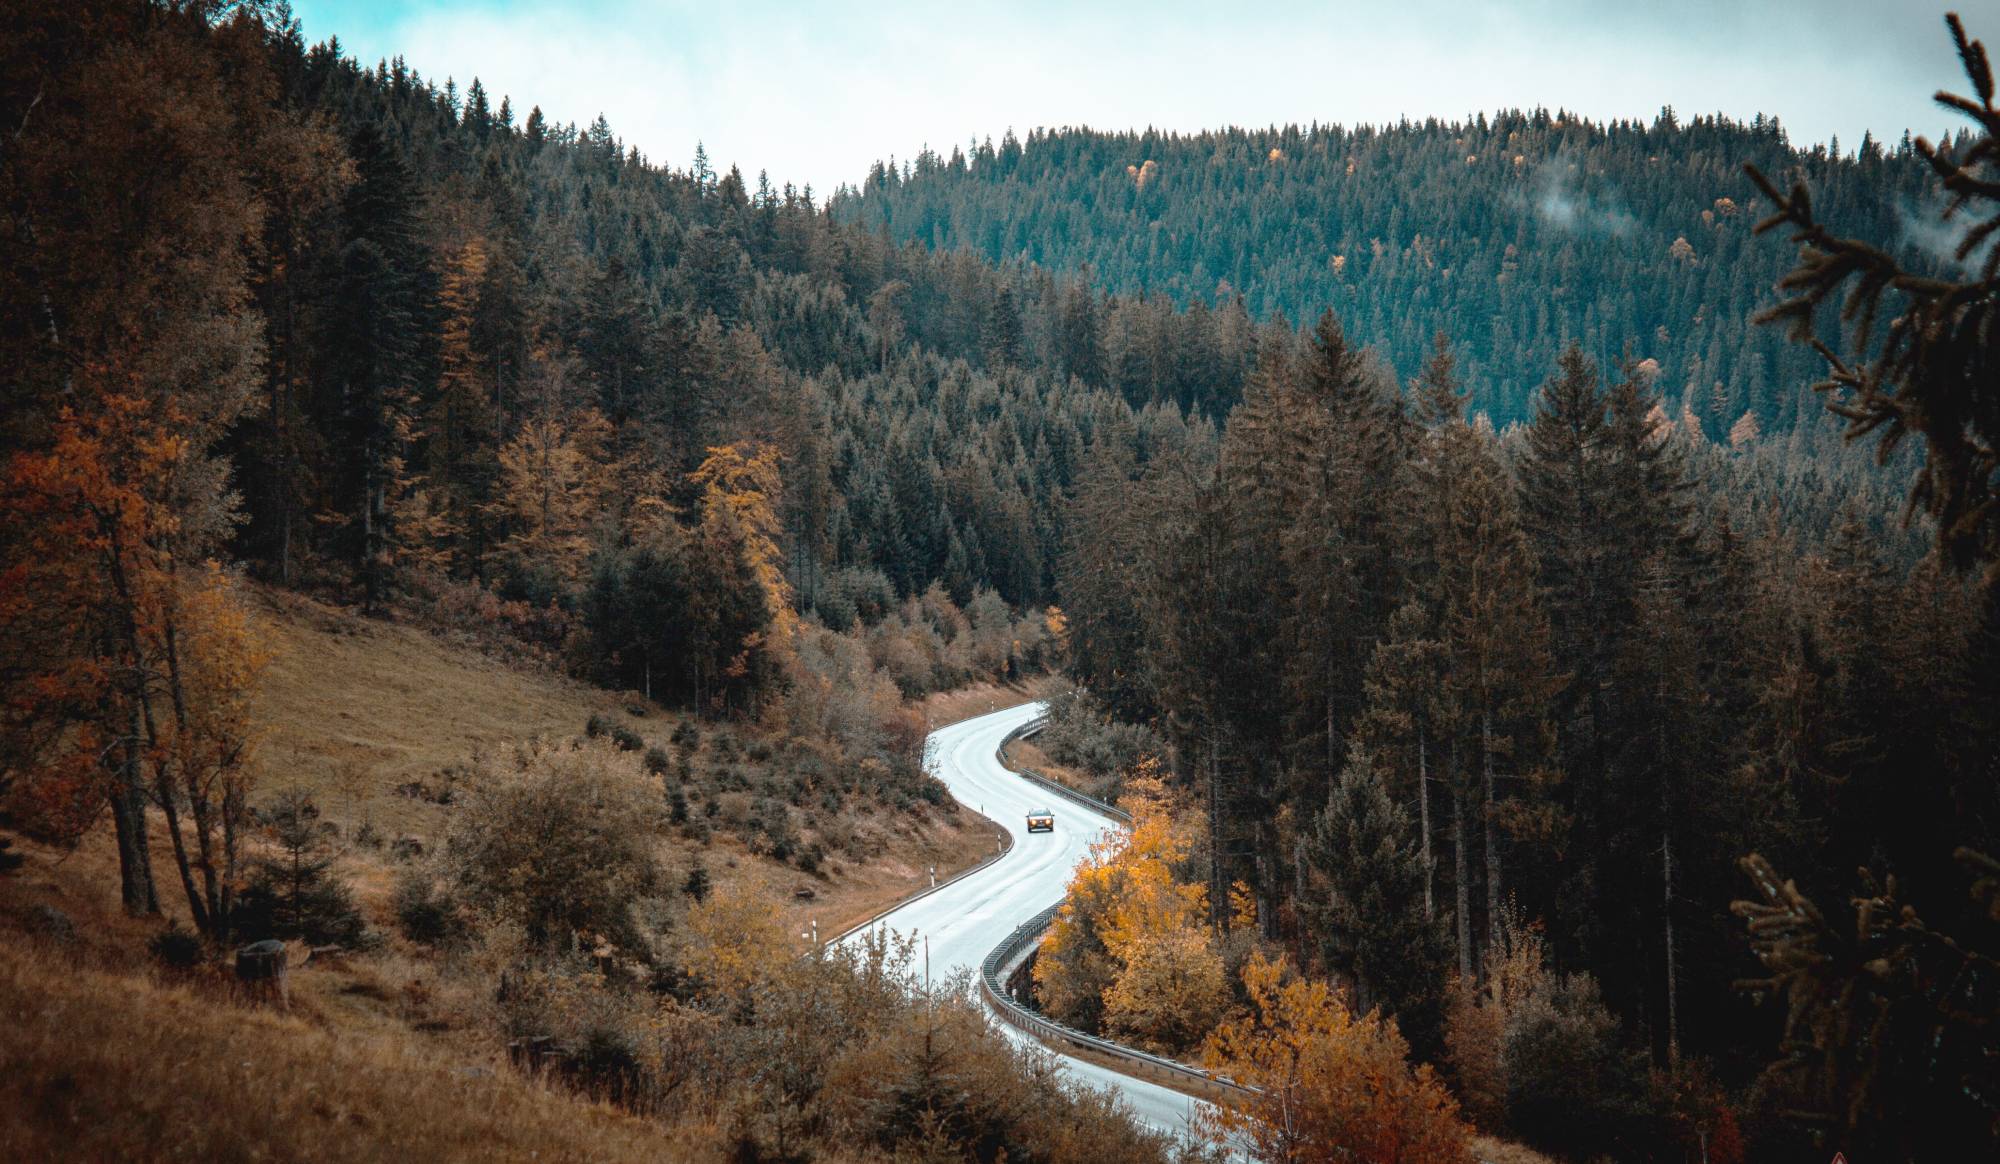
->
xmin=288 ymin=1 xmax=2000 ymax=193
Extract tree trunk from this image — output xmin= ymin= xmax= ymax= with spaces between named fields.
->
xmin=1418 ymin=730 xmax=1434 ymax=920
xmin=1207 ymin=738 xmax=1227 ymax=934
xmin=363 ymin=470 xmax=382 ymax=611
xmin=112 ymin=700 xmax=159 ymax=916
xmin=1482 ymin=707 xmax=1502 ymax=955
xmin=279 ymin=499 xmax=292 ymax=588
xmin=1325 ymin=679 xmax=1337 ymax=775
xmin=102 ymin=536 xmax=160 ymax=917
xmin=160 ymin=616 xmax=221 ymax=934
xmin=1663 ymin=822 xmax=1679 ymax=1067
xmin=1453 ymin=787 xmax=1471 ymax=979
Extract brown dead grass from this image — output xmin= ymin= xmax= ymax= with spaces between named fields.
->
xmin=248 ymin=586 xmax=999 ymax=936
xmin=1470 ymin=1134 xmax=1561 ymax=1164
xmin=917 ymin=673 xmax=1064 ymax=729
xmin=249 ymin=587 xmax=628 ymax=841
xmin=0 ymin=936 xmax=682 ymax=1164
xmin=0 ymin=589 xmax=1053 ymax=1160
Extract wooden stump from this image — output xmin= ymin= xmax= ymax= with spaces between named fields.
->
xmin=235 ymin=939 xmax=289 ymax=1007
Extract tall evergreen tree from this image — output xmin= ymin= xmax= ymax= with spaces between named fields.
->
xmin=323 ymin=123 xmax=432 ymax=610
xmin=1301 ymin=746 xmax=1449 ymax=1025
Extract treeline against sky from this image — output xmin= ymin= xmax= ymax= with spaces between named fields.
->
xmin=835 ymin=113 xmax=1964 ymax=432
xmin=1 ymin=0 xmax=1235 ymax=721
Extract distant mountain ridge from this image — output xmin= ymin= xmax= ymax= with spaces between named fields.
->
xmin=834 ymin=112 xmax=1956 ymax=430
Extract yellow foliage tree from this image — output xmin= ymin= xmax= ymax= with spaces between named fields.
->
xmin=1035 ymin=759 xmax=1229 ymax=1053
xmin=682 ymin=890 xmax=793 ymax=999
xmin=1200 ymin=953 xmax=1471 ymax=1164
xmin=491 ymin=364 xmax=611 ymax=591
xmin=151 ymin=564 xmax=269 ymax=937
xmin=690 ymin=442 xmax=793 ymax=642
xmin=1103 ymin=922 xmax=1231 ymax=1052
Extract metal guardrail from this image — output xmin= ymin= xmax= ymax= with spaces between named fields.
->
xmin=826 ymin=805 xmax=1015 ymax=949
xmin=984 ymin=720 xmax=1252 ymax=1102
xmin=1000 ymin=719 xmax=1133 ymax=825
xmin=977 ymin=898 xmax=1253 ymax=1101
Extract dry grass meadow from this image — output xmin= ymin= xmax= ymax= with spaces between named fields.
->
xmin=0 ymin=587 xmax=1046 ymax=1160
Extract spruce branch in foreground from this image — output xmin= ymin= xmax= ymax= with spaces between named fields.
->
xmin=1730 ymin=848 xmax=2000 ymax=1155
xmin=1745 ymin=12 xmax=2000 ymax=588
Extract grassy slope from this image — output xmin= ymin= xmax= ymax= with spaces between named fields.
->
xmin=1001 ymin=735 xmax=1106 ymax=801
xmin=248 ymin=586 xmax=1000 ymax=939
xmin=0 ymin=587 xmax=1043 ymax=1160
xmin=0 ymin=938 xmax=680 ymax=1164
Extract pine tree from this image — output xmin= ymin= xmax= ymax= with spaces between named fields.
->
xmin=1359 ymin=602 xmax=1452 ymax=928
xmin=1412 ymin=332 xmax=1468 ymax=428
xmin=1512 ymin=346 xmax=1622 ymax=967
xmin=1301 ymin=746 xmax=1449 ymax=1022
xmin=233 ymin=791 xmax=367 ymax=946
xmin=1747 ymin=11 xmax=2000 ymax=591
xmin=983 ymin=284 xmax=1024 ymax=368
xmin=424 ymin=235 xmax=496 ymax=576
xmin=324 ymin=123 xmax=432 ymax=611
xmin=1433 ymin=418 xmax=1562 ymax=967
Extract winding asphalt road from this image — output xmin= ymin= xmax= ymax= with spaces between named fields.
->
xmin=841 ymin=702 xmax=1209 ymax=1142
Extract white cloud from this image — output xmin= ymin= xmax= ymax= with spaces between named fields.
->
xmin=302 ymin=0 xmax=1994 ymax=195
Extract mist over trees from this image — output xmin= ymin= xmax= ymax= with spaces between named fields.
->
xmin=835 ymin=107 xmax=1970 ymax=438
xmin=1032 ymin=18 xmax=2000 ymax=1156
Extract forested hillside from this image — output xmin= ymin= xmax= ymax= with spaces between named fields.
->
xmin=1018 ymin=32 xmax=2000 ymax=1152
xmin=834 ymin=113 xmax=1959 ymax=431
xmin=6 ymin=2 xmax=1999 ymax=1163
xmin=0 ymin=8 xmax=1189 ymax=1159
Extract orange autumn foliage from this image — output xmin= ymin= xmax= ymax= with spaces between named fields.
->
xmin=1200 ymin=953 xmax=1472 ymax=1164
xmin=690 ymin=442 xmax=793 ymax=642
xmin=3 ymin=388 xmax=268 ymax=930
xmin=1034 ymin=759 xmax=1229 ymax=1052
xmin=4 ymin=390 xmax=195 ymax=844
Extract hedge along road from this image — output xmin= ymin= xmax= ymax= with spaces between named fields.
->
xmin=837 ymin=701 xmax=1212 ymax=1143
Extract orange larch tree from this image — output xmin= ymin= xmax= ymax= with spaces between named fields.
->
xmin=1200 ymin=953 xmax=1471 ymax=1164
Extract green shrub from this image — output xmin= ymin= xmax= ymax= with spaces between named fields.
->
xmin=569 ymin=1023 xmax=646 ymax=1105
xmin=392 ymin=868 xmax=470 ymax=947
xmin=682 ymin=864 xmax=711 ymax=903
xmin=232 ymin=791 xmax=370 ymax=948
xmin=445 ymin=740 xmax=662 ymax=956
xmin=148 ymin=922 xmax=203 ymax=971
xmin=643 ymin=746 xmax=672 ymax=776
xmin=1504 ymin=972 xmax=1650 ymax=1157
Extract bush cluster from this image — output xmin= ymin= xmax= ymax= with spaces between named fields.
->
xmin=496 ymin=923 xmax=1171 ymax=1162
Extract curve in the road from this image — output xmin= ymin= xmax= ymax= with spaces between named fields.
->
xmin=840 ymin=702 xmax=1210 ymax=1142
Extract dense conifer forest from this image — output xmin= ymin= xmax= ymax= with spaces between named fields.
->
xmin=834 ymin=112 xmax=1961 ymax=433
xmin=4 ymin=3 xmax=1998 ymax=1163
